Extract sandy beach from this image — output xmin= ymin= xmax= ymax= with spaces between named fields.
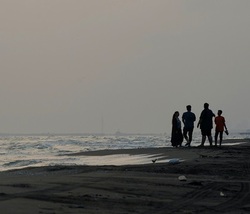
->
xmin=0 ymin=139 xmax=250 ymax=214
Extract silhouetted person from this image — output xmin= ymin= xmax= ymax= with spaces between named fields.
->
xmin=214 ymin=110 xmax=227 ymax=147
xmin=182 ymin=105 xmax=196 ymax=147
xmin=171 ymin=111 xmax=183 ymax=147
xmin=197 ymin=103 xmax=215 ymax=147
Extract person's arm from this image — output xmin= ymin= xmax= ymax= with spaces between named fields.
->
xmin=224 ymin=118 xmax=227 ymax=130
xmin=197 ymin=119 xmax=201 ymax=128
xmin=224 ymin=118 xmax=229 ymax=134
xmin=197 ymin=111 xmax=204 ymax=128
xmin=182 ymin=113 xmax=185 ymax=124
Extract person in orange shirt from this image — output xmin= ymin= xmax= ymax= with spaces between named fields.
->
xmin=214 ymin=110 xmax=228 ymax=147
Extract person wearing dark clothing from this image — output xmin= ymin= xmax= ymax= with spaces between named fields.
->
xmin=197 ymin=103 xmax=215 ymax=146
xmin=171 ymin=111 xmax=183 ymax=147
xmin=182 ymin=105 xmax=196 ymax=147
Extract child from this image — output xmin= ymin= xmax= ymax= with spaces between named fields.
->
xmin=214 ymin=110 xmax=228 ymax=147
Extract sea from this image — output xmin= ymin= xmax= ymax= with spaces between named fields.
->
xmin=0 ymin=132 xmax=249 ymax=172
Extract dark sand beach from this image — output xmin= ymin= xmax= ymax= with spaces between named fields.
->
xmin=0 ymin=139 xmax=250 ymax=214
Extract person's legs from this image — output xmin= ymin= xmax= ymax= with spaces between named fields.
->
xmin=208 ymin=135 xmax=213 ymax=146
xmin=200 ymin=135 xmax=206 ymax=146
xmin=219 ymin=131 xmax=223 ymax=147
xmin=183 ymin=127 xmax=189 ymax=146
xmin=207 ymin=129 xmax=213 ymax=146
xmin=188 ymin=128 xmax=194 ymax=146
xmin=202 ymin=136 xmax=206 ymax=145
xmin=199 ymin=129 xmax=206 ymax=146
xmin=215 ymin=131 xmax=219 ymax=146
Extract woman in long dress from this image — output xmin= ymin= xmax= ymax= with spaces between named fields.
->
xmin=171 ymin=111 xmax=183 ymax=147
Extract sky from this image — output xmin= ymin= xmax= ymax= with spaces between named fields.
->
xmin=0 ymin=0 xmax=250 ymax=134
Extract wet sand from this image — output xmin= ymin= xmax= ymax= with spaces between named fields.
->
xmin=0 ymin=139 xmax=250 ymax=213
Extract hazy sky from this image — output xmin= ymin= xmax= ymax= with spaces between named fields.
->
xmin=0 ymin=0 xmax=250 ymax=134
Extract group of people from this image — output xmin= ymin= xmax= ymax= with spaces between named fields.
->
xmin=171 ymin=103 xmax=228 ymax=148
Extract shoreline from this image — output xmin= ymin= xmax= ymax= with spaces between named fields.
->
xmin=66 ymin=138 xmax=250 ymax=166
xmin=0 ymin=138 xmax=250 ymax=213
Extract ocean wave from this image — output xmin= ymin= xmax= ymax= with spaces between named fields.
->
xmin=3 ymin=159 xmax=42 ymax=167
